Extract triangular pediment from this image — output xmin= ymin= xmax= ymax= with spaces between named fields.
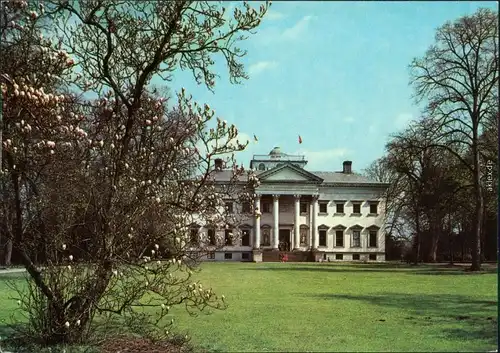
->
xmin=258 ymin=163 xmax=323 ymax=183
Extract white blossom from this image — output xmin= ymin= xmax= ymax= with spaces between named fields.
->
xmin=64 ymin=321 xmax=70 ymax=328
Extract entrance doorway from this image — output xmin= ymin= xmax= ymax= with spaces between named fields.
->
xmin=278 ymin=229 xmax=291 ymax=251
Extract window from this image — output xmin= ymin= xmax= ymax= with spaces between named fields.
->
xmin=242 ymin=252 xmax=250 ymax=260
xmin=190 ymin=228 xmax=198 ymax=246
xmin=369 ymin=230 xmax=377 ymax=247
xmin=319 ymin=202 xmax=328 ymax=213
xmin=241 ymin=201 xmax=251 ymax=213
xmin=225 ymin=229 xmax=233 ymax=245
xmin=258 ymin=163 xmax=266 ymax=171
xmin=225 ymin=201 xmax=233 ymax=214
xmin=207 ymin=252 xmax=215 ymax=259
xmin=224 ymin=253 xmax=232 ymax=260
xmin=208 ymin=229 xmax=216 ymax=245
xmin=352 ymin=231 xmax=361 ymax=247
xmin=336 ymin=203 xmax=344 ymax=214
xmin=241 ymin=229 xmax=250 ymax=246
xmin=369 ymin=203 xmax=378 ymax=214
xmin=319 ymin=230 xmax=327 ymax=246
xmin=335 ymin=230 xmax=344 ymax=247
xmin=261 ymin=228 xmax=271 ymax=246
xmin=369 ymin=254 xmax=377 ymax=261
xmin=276 ymin=163 xmax=283 ymax=167
xmin=262 ymin=202 xmax=272 ymax=213
xmin=352 ymin=203 xmax=361 ymax=214
xmin=352 ymin=254 xmax=360 ymax=260
xmin=335 ymin=254 xmax=343 ymax=260
xmin=300 ymin=202 xmax=308 ymax=213
xmin=300 ymin=228 xmax=308 ymax=246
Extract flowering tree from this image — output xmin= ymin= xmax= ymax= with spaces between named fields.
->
xmin=1 ymin=0 xmax=267 ymax=346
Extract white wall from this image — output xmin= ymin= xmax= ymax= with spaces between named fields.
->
xmin=190 ymin=179 xmax=388 ymax=260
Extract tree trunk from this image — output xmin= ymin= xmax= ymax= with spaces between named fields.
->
xmin=448 ymin=214 xmax=454 ymax=265
xmin=470 ymin=130 xmax=483 ymax=271
xmin=4 ymin=238 xmax=12 ymax=266
xmin=429 ymin=223 xmax=439 ymax=262
xmin=413 ymin=209 xmax=421 ymax=265
xmin=461 ymin=240 xmax=465 ymax=262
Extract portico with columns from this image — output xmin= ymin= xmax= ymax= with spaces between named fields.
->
xmin=252 ymin=193 xmax=321 ymax=252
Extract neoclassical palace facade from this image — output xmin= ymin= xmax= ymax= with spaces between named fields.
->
xmin=194 ymin=147 xmax=389 ymax=262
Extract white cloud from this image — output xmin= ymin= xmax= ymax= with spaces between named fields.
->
xmin=394 ymin=113 xmax=414 ymax=130
xmin=294 ymin=148 xmax=351 ymax=170
xmin=265 ymin=9 xmax=285 ymax=20
xmin=343 ymin=116 xmax=355 ymax=123
xmin=195 ymin=129 xmax=257 ymax=168
xmin=282 ymin=15 xmax=314 ymax=40
xmin=248 ymin=61 xmax=278 ymax=76
xmin=228 ymin=132 xmax=252 ymax=149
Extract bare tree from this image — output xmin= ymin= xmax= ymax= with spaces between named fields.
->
xmin=409 ymin=8 xmax=498 ymax=271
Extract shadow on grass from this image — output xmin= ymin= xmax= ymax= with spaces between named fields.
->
xmin=309 ymin=292 xmax=498 ymax=346
xmin=245 ymin=263 xmax=498 ymax=276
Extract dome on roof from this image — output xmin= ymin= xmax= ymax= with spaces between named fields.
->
xmin=269 ymin=146 xmax=282 ymax=155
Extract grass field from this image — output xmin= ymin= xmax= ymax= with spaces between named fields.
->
xmin=0 ymin=263 xmax=497 ymax=352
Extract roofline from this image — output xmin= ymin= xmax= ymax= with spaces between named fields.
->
xmin=258 ymin=163 xmax=324 ymax=182
xmin=209 ymin=180 xmax=389 ymax=188
xmin=322 ymin=182 xmax=390 ymax=188
xmin=250 ymin=159 xmax=308 ymax=163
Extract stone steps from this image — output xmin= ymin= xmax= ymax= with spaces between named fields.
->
xmin=262 ymin=250 xmax=312 ymax=262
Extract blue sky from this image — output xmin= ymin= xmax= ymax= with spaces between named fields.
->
xmin=161 ymin=1 xmax=497 ymax=173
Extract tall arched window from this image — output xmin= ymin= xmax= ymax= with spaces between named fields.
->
xmin=258 ymin=163 xmax=266 ymax=170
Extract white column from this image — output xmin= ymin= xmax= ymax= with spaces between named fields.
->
xmin=312 ymin=195 xmax=319 ymax=249
xmin=272 ymin=194 xmax=279 ymax=250
xmin=309 ymin=201 xmax=313 ymax=249
xmin=253 ymin=195 xmax=261 ymax=249
xmin=294 ymin=195 xmax=301 ymax=250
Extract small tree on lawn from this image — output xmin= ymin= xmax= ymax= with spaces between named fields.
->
xmin=1 ymin=0 xmax=268 ymax=346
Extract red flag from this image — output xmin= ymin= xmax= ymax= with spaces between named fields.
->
xmin=298 ymin=135 xmax=302 ymax=144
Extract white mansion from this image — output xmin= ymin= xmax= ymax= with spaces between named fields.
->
xmin=196 ymin=147 xmax=389 ymax=262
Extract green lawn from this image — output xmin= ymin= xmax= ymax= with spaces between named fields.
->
xmin=0 ymin=263 xmax=498 ymax=352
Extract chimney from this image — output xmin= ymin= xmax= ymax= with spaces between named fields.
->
xmin=343 ymin=161 xmax=352 ymax=174
xmin=214 ymin=158 xmax=223 ymax=171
